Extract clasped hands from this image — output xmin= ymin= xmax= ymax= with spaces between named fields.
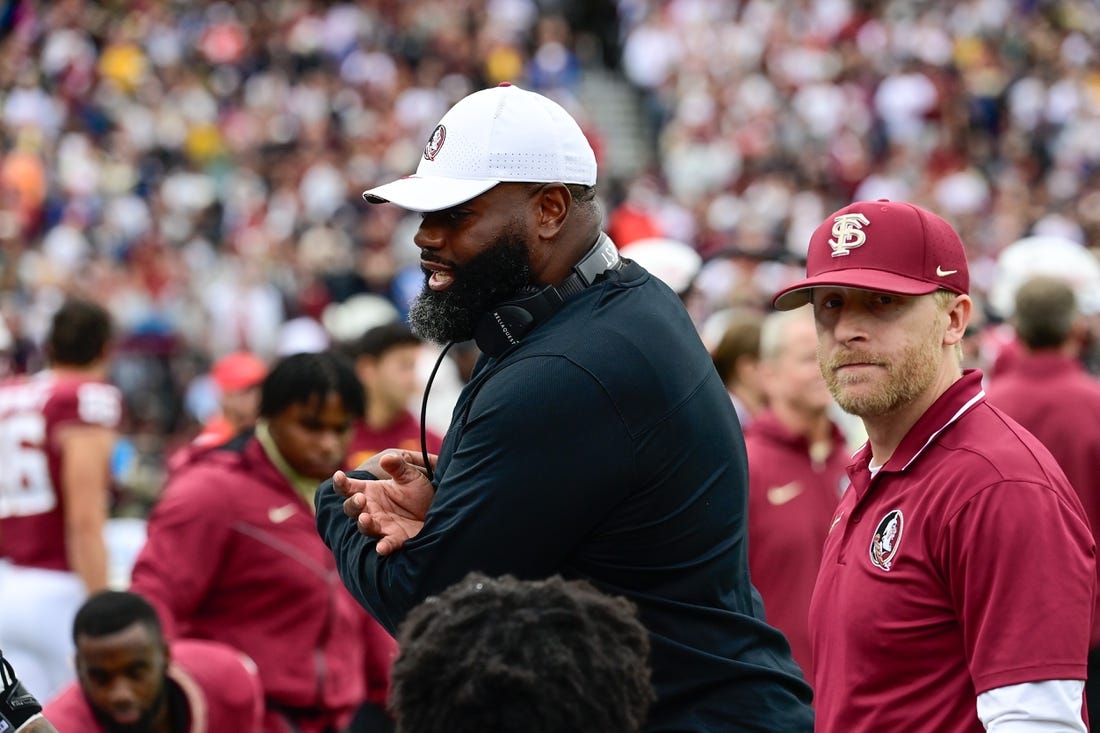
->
xmin=332 ymin=449 xmax=436 ymax=555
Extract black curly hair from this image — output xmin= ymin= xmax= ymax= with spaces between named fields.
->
xmin=258 ymin=350 xmax=365 ymax=420
xmin=390 ymin=572 xmax=654 ymax=733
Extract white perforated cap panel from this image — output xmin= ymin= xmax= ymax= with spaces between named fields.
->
xmin=363 ymin=84 xmax=597 ymax=211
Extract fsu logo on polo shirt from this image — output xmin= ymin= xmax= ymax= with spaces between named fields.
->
xmin=869 ymin=509 xmax=904 ymax=571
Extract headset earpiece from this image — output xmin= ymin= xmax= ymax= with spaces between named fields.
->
xmin=474 ymin=300 xmax=540 ymax=357
xmin=473 ymin=234 xmax=623 ymax=357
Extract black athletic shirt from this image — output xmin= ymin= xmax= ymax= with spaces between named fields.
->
xmin=317 ymin=260 xmax=814 ymax=732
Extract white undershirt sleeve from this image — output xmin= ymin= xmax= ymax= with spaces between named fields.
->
xmin=976 ymin=680 xmax=1086 ymax=732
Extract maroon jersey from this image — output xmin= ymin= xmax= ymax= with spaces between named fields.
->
xmin=44 ymin=638 xmax=264 ymax=732
xmin=345 ymin=411 xmax=442 ymax=470
xmin=0 ymin=372 xmax=122 ymax=570
xmin=744 ymin=411 xmax=848 ymax=682
xmin=810 ymin=370 xmax=1094 ymax=733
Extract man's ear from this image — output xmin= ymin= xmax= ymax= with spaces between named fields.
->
xmin=531 ymin=183 xmax=571 ymax=239
xmin=943 ymin=294 xmax=973 ymax=347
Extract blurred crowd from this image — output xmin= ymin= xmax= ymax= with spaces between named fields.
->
xmin=617 ymin=0 xmax=1100 ymax=304
xmin=0 ymin=0 xmax=1099 ymax=503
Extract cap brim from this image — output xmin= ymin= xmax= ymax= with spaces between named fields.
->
xmin=362 ymin=176 xmax=500 ymax=213
xmin=772 ymin=270 xmax=940 ymax=310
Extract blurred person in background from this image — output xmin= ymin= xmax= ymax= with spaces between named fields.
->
xmin=191 ymin=351 xmax=268 ymax=449
xmin=43 ymin=590 xmax=264 ymax=733
xmin=744 ymin=307 xmax=848 ymax=682
xmin=129 ymin=352 xmax=395 ymax=733
xmin=0 ymin=297 xmax=122 ymax=702
xmin=709 ymin=309 xmax=767 ymax=428
xmin=986 ymin=275 xmax=1100 ymax=724
xmin=343 ymin=322 xmax=442 ymax=470
xmin=984 ymin=235 xmax=1100 ymax=379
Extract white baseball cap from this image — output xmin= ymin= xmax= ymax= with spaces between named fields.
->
xmin=989 ymin=235 xmax=1100 ymax=317
xmin=620 ymin=237 xmax=702 ymax=295
xmin=362 ymin=83 xmax=597 ymax=213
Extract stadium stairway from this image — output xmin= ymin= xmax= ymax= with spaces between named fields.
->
xmin=577 ymin=68 xmax=655 ymax=181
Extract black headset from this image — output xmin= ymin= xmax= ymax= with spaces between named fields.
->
xmin=473 ymin=233 xmax=624 ymax=357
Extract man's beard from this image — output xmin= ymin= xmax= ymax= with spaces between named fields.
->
xmin=408 ymin=223 xmax=533 ymax=345
xmin=818 ymin=319 xmax=943 ymax=418
xmin=91 ymin=683 xmax=168 ymax=733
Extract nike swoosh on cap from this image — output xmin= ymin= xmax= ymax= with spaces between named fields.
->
xmin=936 ymin=266 xmax=958 ymax=276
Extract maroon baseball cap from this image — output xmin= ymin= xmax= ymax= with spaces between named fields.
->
xmin=772 ymin=200 xmax=969 ymax=311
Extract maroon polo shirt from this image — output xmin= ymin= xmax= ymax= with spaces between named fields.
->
xmin=744 ymin=411 xmax=848 ymax=682
xmin=810 ymin=370 xmax=1095 ymax=733
xmin=987 ymin=352 xmax=1100 ymax=647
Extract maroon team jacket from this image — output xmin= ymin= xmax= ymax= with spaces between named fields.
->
xmin=130 ymin=436 xmax=394 ymax=733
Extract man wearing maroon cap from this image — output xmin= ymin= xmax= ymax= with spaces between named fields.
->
xmin=773 ymin=199 xmax=1095 ymax=733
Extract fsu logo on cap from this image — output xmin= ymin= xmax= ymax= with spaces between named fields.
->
xmin=424 ymin=124 xmax=446 ymax=161
xmin=869 ymin=508 xmax=903 ymax=571
xmin=830 ymin=212 xmax=870 ymax=257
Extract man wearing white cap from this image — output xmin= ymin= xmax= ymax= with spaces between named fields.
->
xmin=772 ymin=199 xmax=1094 ymax=733
xmin=316 ymin=84 xmax=814 ymax=731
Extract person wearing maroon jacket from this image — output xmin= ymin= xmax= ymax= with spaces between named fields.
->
xmin=772 ymin=200 xmax=1095 ymax=733
xmin=129 ymin=352 xmax=396 ymax=733
xmin=744 ymin=307 xmax=848 ymax=682
xmin=986 ymin=275 xmax=1100 ymax=725
xmin=0 ymin=298 xmax=122 ymax=703
xmin=44 ymin=590 xmax=264 ymax=733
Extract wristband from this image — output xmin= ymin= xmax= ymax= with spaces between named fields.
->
xmin=0 ymin=653 xmax=44 ymax=732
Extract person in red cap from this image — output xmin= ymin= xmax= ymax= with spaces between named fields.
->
xmin=193 ymin=351 xmax=268 ymax=448
xmin=772 ymin=200 xmax=1095 ymax=733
